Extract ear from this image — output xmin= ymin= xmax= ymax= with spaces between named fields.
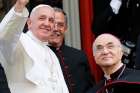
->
xmin=64 ymin=25 xmax=68 ymax=32
xmin=27 ymin=18 xmax=31 ymax=29
xmin=120 ymin=47 xmax=124 ymax=58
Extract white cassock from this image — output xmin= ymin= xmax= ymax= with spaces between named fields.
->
xmin=0 ymin=6 xmax=69 ymax=93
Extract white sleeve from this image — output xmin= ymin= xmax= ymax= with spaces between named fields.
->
xmin=0 ymin=6 xmax=29 ymax=63
xmin=110 ymin=0 xmax=122 ymax=14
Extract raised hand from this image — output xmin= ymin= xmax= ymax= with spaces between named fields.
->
xmin=15 ymin=0 xmax=29 ymax=12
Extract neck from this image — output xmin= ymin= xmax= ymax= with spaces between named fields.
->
xmin=50 ymin=41 xmax=63 ymax=50
xmin=102 ymin=62 xmax=123 ymax=77
xmin=55 ymin=43 xmax=62 ymax=49
xmin=27 ymin=31 xmax=48 ymax=45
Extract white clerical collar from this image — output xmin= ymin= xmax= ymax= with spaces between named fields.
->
xmin=26 ymin=31 xmax=49 ymax=46
xmin=104 ymin=74 xmax=111 ymax=80
xmin=104 ymin=63 xmax=124 ymax=80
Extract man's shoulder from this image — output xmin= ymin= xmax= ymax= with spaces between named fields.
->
xmin=62 ymin=45 xmax=88 ymax=59
xmin=121 ymin=67 xmax=140 ymax=82
xmin=63 ymin=45 xmax=85 ymax=54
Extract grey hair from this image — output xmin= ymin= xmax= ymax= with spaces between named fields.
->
xmin=53 ymin=7 xmax=67 ymax=26
xmin=92 ymin=41 xmax=97 ymax=56
xmin=30 ymin=4 xmax=54 ymax=17
xmin=92 ymin=33 xmax=123 ymax=56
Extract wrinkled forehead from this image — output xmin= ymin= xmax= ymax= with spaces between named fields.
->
xmin=94 ymin=34 xmax=121 ymax=46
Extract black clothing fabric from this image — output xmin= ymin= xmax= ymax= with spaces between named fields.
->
xmin=93 ymin=0 xmax=140 ymax=43
xmin=108 ymin=65 xmax=125 ymax=80
xmin=87 ymin=65 xmax=140 ymax=93
xmin=97 ymin=80 xmax=140 ymax=93
xmin=0 ymin=64 xmax=11 ymax=93
xmin=49 ymin=44 xmax=94 ymax=93
xmin=135 ymin=35 xmax=140 ymax=69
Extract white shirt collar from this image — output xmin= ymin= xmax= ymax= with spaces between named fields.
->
xmin=26 ymin=31 xmax=49 ymax=46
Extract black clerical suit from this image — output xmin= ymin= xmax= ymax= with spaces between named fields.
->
xmin=0 ymin=64 xmax=11 ymax=93
xmin=87 ymin=65 xmax=140 ymax=93
xmin=49 ymin=44 xmax=94 ymax=93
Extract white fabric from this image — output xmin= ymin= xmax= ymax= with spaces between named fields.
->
xmin=20 ymin=31 xmax=69 ymax=93
xmin=0 ymin=6 xmax=69 ymax=93
xmin=0 ymin=6 xmax=29 ymax=66
xmin=110 ymin=0 xmax=122 ymax=14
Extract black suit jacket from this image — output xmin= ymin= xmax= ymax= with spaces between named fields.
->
xmin=97 ymin=80 xmax=140 ymax=93
xmin=0 ymin=64 xmax=11 ymax=93
xmin=87 ymin=67 xmax=140 ymax=93
xmin=50 ymin=44 xmax=94 ymax=93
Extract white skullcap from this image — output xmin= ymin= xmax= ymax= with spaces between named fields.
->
xmin=30 ymin=4 xmax=54 ymax=16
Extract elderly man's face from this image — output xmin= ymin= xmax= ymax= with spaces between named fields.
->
xmin=27 ymin=6 xmax=55 ymax=42
xmin=93 ymin=34 xmax=123 ymax=68
xmin=48 ymin=11 xmax=67 ymax=48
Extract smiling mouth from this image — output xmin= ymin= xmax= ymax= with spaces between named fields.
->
xmin=102 ymin=56 xmax=112 ymax=60
xmin=52 ymin=31 xmax=61 ymax=37
xmin=42 ymin=28 xmax=50 ymax=32
xmin=40 ymin=26 xmax=51 ymax=32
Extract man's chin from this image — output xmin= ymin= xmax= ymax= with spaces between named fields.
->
xmin=98 ymin=61 xmax=114 ymax=66
xmin=49 ymin=41 xmax=58 ymax=46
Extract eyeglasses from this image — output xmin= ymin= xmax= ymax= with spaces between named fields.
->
xmin=94 ymin=43 xmax=121 ymax=53
xmin=54 ymin=22 xmax=65 ymax=28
